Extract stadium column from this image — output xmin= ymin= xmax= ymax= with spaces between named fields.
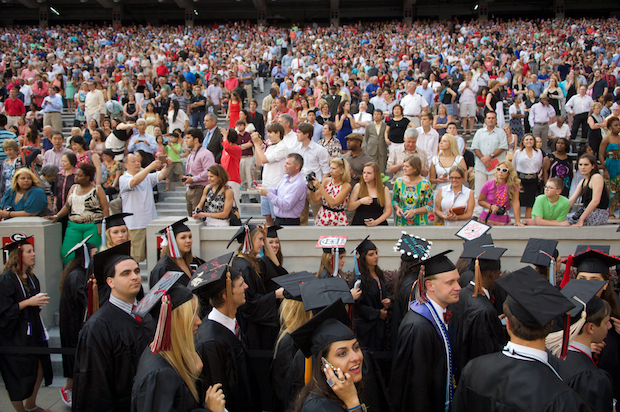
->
xmin=478 ymin=0 xmax=488 ymax=22
xmin=185 ymin=8 xmax=195 ymax=28
xmin=403 ymin=0 xmax=414 ymax=25
xmin=554 ymin=0 xmax=565 ymax=19
xmin=39 ymin=6 xmax=48 ymax=28
xmin=330 ymin=0 xmax=339 ymax=27
xmin=113 ymin=6 xmax=122 ymax=29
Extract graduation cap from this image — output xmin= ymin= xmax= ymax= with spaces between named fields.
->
xmin=272 ymin=272 xmax=318 ymax=301
xmin=412 ymin=250 xmax=456 ymax=303
xmin=88 ymin=241 xmax=132 ymax=316
xmin=561 ymin=248 xmax=620 ymax=288
xmin=157 ymin=218 xmax=191 ymax=259
xmin=497 ymin=266 xmax=575 ymax=357
xmin=134 ymin=271 xmax=194 ymax=353
xmin=266 ymin=225 xmax=283 ymax=239
xmin=99 ymin=213 xmax=133 ymax=248
xmin=520 ymin=238 xmax=559 ymax=285
xmin=351 ymin=236 xmax=376 ymax=277
xmin=316 ymin=236 xmax=347 ymax=277
xmin=188 ymin=252 xmax=237 ymax=312
xmin=299 ymin=277 xmax=355 ymax=314
xmin=64 ymin=234 xmax=97 ymax=269
xmin=393 ymin=231 xmax=431 ymax=262
xmin=289 ymin=299 xmax=355 ymax=384
xmin=575 ymin=245 xmax=610 ymax=255
xmin=2 ymin=236 xmax=34 ymax=273
xmin=546 ymin=279 xmax=607 ymax=358
xmin=461 ymin=244 xmax=506 ymax=297
xmin=227 ymin=218 xmax=258 ymax=254
xmin=455 ymin=219 xmax=491 ymax=241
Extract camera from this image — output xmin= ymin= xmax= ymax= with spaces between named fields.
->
xmin=495 ymin=206 xmax=507 ymax=216
xmin=306 ymin=171 xmax=317 ymax=191
xmin=182 ymin=174 xmax=193 ymax=183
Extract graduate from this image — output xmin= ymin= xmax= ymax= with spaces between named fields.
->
xmin=452 ymin=266 xmax=590 ymax=412
xmin=58 ymin=236 xmax=98 ymax=407
xmin=520 ymin=238 xmax=561 ymax=283
xmin=349 ymin=236 xmax=392 ymax=352
xmin=391 ymin=232 xmax=431 ymax=351
xmin=191 ymin=254 xmax=262 ymax=412
xmin=0 ymin=237 xmax=53 ymax=412
xmin=72 ymin=242 xmax=156 ymax=412
xmin=390 ymin=250 xmax=460 ymax=412
xmin=449 ymin=242 xmax=508 ymax=381
xmin=261 ymin=225 xmax=289 ymax=293
xmin=131 ymin=273 xmax=226 ymax=412
xmin=548 ymin=279 xmax=614 ymax=412
xmin=317 ymin=237 xmax=347 ymax=279
xmin=149 ymin=218 xmax=195 ymax=288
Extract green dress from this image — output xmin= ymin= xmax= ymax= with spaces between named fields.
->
xmin=605 ymin=142 xmax=620 ymax=211
xmin=392 ymin=177 xmax=434 ymax=226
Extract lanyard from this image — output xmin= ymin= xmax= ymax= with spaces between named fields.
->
xmin=426 ymin=300 xmax=454 ymax=412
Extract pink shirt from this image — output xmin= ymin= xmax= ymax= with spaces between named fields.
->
xmin=185 ymin=146 xmax=215 ymax=186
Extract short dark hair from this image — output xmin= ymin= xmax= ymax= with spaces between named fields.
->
xmin=0 ymin=114 xmax=7 ymax=128
xmin=504 ymin=300 xmax=552 ymax=341
xmin=62 ymin=152 xmax=78 ymax=167
xmin=226 ymin=129 xmax=238 ymax=144
xmin=267 ymin=122 xmax=284 ymax=137
xmin=210 ymin=272 xmax=243 ymax=308
xmin=78 ymin=163 xmax=97 ymax=181
xmin=287 ymin=153 xmax=304 ymax=169
xmin=187 ymin=128 xmax=204 ymax=144
xmin=297 ymin=122 xmax=313 ymax=138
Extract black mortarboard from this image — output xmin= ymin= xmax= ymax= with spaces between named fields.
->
xmin=460 ymin=244 xmax=507 ymax=261
xmin=157 ymin=218 xmax=192 ymax=259
xmin=393 ymin=232 xmax=431 ymax=262
xmin=290 ymin=299 xmax=355 ymax=358
xmin=227 ymin=218 xmax=258 ymax=252
xmin=101 ymin=212 xmax=133 ymax=229
xmin=560 ymin=279 xmax=607 ymax=318
xmin=188 ymin=253 xmax=238 ymax=300
xmin=496 ymin=266 xmax=574 ymax=328
xmin=412 ymin=250 xmax=456 ymax=277
xmin=272 ymin=272 xmax=318 ymax=301
xmin=455 ymin=219 xmax=491 ymax=241
xmin=575 ymin=245 xmax=610 ymax=255
xmin=1 ymin=236 xmax=34 ymax=252
xmin=157 ymin=217 xmax=191 ymax=236
xmin=64 ymin=234 xmax=98 ymax=269
xmin=521 ymin=238 xmax=558 ymax=267
xmin=299 ymin=277 xmax=355 ymax=313
xmin=266 ymin=225 xmax=283 ymax=239
xmin=92 ymin=241 xmax=132 ymax=286
xmin=465 ymin=233 xmax=494 ymax=247
xmin=572 ymin=249 xmax=620 ymax=275
xmin=351 ymin=236 xmax=376 ymax=256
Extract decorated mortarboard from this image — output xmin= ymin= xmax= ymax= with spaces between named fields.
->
xmin=64 ymin=234 xmax=97 ymax=269
xmin=188 ymin=253 xmax=237 ymax=310
xmin=455 ymin=219 xmax=491 ymax=241
xmin=272 ymin=271 xmax=318 ymax=301
xmin=393 ymin=232 xmax=431 ymax=262
xmin=133 ymin=271 xmax=194 ymax=354
xmin=227 ymin=218 xmax=258 ymax=253
xmin=561 ymin=248 xmax=620 ymax=288
xmin=157 ymin=218 xmax=191 ymax=259
xmin=99 ymin=212 xmax=133 ymax=248
xmin=411 ymin=250 xmax=456 ymax=303
xmin=299 ymin=277 xmax=355 ymax=313
xmin=546 ymin=278 xmax=607 ymax=358
xmin=88 ymin=241 xmax=132 ymax=317
xmin=317 ymin=236 xmax=347 ymax=277
xmin=575 ymin=245 xmax=610 ymax=255
xmin=267 ymin=225 xmax=283 ymax=239
xmin=351 ymin=236 xmax=376 ymax=277
xmin=290 ymin=299 xmax=355 ymax=384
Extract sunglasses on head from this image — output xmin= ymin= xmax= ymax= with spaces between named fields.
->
xmin=496 ymin=167 xmax=509 ymax=173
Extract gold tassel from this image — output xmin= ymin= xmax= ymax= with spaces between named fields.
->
xmin=226 ymin=269 xmax=234 ymax=316
xmin=304 ymin=357 xmax=312 ymax=384
xmin=472 ymin=252 xmax=484 ymax=297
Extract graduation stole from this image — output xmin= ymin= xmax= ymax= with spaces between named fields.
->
xmin=410 ymin=300 xmax=454 ymax=412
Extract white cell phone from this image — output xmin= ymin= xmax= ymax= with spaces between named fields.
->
xmin=354 ymin=279 xmax=361 ymax=290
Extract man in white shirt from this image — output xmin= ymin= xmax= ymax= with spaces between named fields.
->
xmin=458 ymin=71 xmax=479 ymax=136
xmin=252 ymin=123 xmax=290 ymax=226
xmin=400 ymin=81 xmax=429 ymax=127
xmin=548 ymin=116 xmax=571 ymax=149
xmin=565 ymin=85 xmax=594 ymax=140
xmin=353 ymin=101 xmax=372 ymax=135
xmin=85 ymin=81 xmax=105 ymax=127
xmin=416 ymin=113 xmax=439 ymax=167
xmin=278 ymin=114 xmax=298 ymax=151
xmin=119 ymin=155 xmax=171 ymax=263
xmin=19 ymin=79 xmax=33 ymax=108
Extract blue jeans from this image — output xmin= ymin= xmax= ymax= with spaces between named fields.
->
xmin=190 ymin=111 xmax=206 ymax=129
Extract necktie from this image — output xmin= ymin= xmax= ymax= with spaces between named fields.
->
xmin=234 ymin=320 xmax=241 ymax=340
xmin=444 ymin=309 xmax=452 ymax=325
xmin=132 ymin=305 xmax=142 ymax=324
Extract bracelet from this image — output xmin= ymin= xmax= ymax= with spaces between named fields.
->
xmin=8 ymin=211 xmax=11 ymax=218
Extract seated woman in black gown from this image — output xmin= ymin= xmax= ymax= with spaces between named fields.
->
xmin=131 ymin=281 xmax=225 ymax=412
xmin=348 ymin=162 xmax=391 ymax=226
xmin=149 ymin=218 xmax=195 ymax=288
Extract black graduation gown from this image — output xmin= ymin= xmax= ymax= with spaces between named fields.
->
xmin=194 ymin=318 xmax=261 ymax=412
xmin=390 ymin=310 xmax=448 ymax=412
xmin=60 ymin=266 xmax=88 ymax=378
xmin=0 ymin=270 xmax=53 ymax=401
xmin=232 ymin=256 xmax=279 ymax=350
xmin=556 ymin=348 xmax=613 ymax=412
xmin=131 ymin=348 xmax=210 ymax=412
xmin=448 ymin=283 xmax=507 ymax=381
xmin=597 ymin=294 xmax=620 ymax=405
xmin=318 ymin=268 xmax=331 ymax=279
xmin=349 ymin=275 xmax=391 ymax=351
xmin=72 ymin=302 xmax=155 ymax=412
xmin=259 ymin=255 xmax=288 ymax=294
xmin=300 ymin=392 xmax=343 ymax=412
xmin=271 ymin=333 xmax=297 ymax=412
xmin=453 ymin=352 xmax=591 ymax=412
xmin=390 ymin=274 xmax=416 ymax=351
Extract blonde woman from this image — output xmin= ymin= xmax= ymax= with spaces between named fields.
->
xmin=310 ymin=158 xmax=352 ymax=226
xmin=348 ymin=162 xmax=392 ymax=226
xmin=478 ymin=160 xmax=523 ymax=226
xmin=0 ymin=167 xmax=49 ymax=218
xmin=430 ymin=134 xmax=467 ymax=195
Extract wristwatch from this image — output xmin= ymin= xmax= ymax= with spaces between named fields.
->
xmin=490 ymin=153 xmax=495 ymax=159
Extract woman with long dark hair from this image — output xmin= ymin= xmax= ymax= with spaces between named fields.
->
xmin=349 ymin=237 xmax=391 ymax=351
xmin=149 ymin=219 xmax=195 ymax=288
xmin=567 ymin=153 xmax=609 ymax=227
xmin=168 ymin=99 xmax=189 ymax=134
xmin=261 ymin=225 xmax=288 ymax=294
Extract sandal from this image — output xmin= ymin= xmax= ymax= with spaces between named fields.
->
xmin=25 ymin=407 xmax=52 ymax=412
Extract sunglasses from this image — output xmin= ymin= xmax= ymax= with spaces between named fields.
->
xmin=496 ymin=167 xmax=509 ymax=173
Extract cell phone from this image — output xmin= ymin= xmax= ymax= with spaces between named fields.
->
xmin=253 ymin=180 xmax=258 ymax=187
xmin=194 ymin=207 xmax=200 ymax=215
xmin=354 ymin=279 xmax=361 ymax=290
xmin=364 ymin=218 xmax=371 ymax=223
xmin=321 ymin=357 xmax=340 ymax=375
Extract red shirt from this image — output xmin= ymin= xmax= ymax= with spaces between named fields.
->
xmin=221 ymin=140 xmax=242 ymax=184
xmin=4 ymin=97 xmax=25 ymax=116
xmin=156 ymin=65 xmax=169 ymax=77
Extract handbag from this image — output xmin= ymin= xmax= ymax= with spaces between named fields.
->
xmin=228 ymin=187 xmax=241 ymax=226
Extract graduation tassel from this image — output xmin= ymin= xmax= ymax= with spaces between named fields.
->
xmin=86 ymin=275 xmax=99 ymax=317
xmin=152 ymin=294 xmax=172 ymax=353
xmin=472 ymin=252 xmax=484 ymax=297
xmin=560 ymin=312 xmax=571 ymax=359
xmin=332 ymin=247 xmax=339 ymax=277
xmin=354 ymin=252 xmax=361 ymax=277
xmin=560 ymin=254 xmax=574 ymax=288
xmin=304 ymin=357 xmax=312 ymax=385
xmin=415 ymin=266 xmax=427 ymax=304
xmin=545 ymin=297 xmax=586 ymax=358
xmin=83 ymin=244 xmax=91 ymax=269
xmin=241 ymin=225 xmax=252 ymax=254
xmin=18 ymin=244 xmax=22 ymax=274
xmin=226 ymin=269 xmax=234 ymax=317
xmin=166 ymin=227 xmax=182 ymax=259
xmin=100 ymin=218 xmax=107 ymax=249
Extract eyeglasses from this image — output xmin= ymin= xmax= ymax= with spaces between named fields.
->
xmin=544 ymin=185 xmax=558 ymax=191
xmin=496 ymin=167 xmax=509 ymax=173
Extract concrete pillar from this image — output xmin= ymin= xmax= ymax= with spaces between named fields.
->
xmin=112 ymin=6 xmax=122 ymax=29
xmin=39 ymin=6 xmax=48 ymax=28
xmin=330 ymin=0 xmax=339 ymax=28
xmin=554 ymin=0 xmax=565 ymax=19
xmin=477 ymin=0 xmax=488 ymax=22
xmin=0 ymin=218 xmax=62 ymax=327
xmin=403 ymin=0 xmax=414 ymax=25
xmin=257 ymin=9 xmax=266 ymax=26
xmin=185 ymin=8 xmax=195 ymax=28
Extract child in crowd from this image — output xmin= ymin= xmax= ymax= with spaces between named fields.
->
xmin=164 ymin=132 xmax=185 ymax=191
xmin=525 ymin=177 xmax=571 ymax=226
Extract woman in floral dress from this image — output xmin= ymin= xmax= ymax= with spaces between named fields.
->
xmin=318 ymin=121 xmax=342 ymax=160
xmin=310 ymin=158 xmax=352 ymax=226
xmin=392 ymin=155 xmax=434 ymax=226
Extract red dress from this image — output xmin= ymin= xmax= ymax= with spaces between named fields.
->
xmin=229 ymin=101 xmax=240 ymax=129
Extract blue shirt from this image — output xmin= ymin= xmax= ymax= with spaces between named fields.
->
xmin=416 ymin=86 xmax=434 ymax=106
xmin=266 ymin=172 xmax=307 ymax=219
xmin=127 ymin=131 xmax=158 ymax=155
xmin=41 ymin=94 xmax=63 ymax=113
xmin=365 ymin=83 xmax=379 ymax=98
xmin=527 ymin=82 xmax=544 ymax=97
xmin=1 ymin=186 xmax=48 ymax=214
xmin=0 ymin=130 xmax=16 ymax=162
